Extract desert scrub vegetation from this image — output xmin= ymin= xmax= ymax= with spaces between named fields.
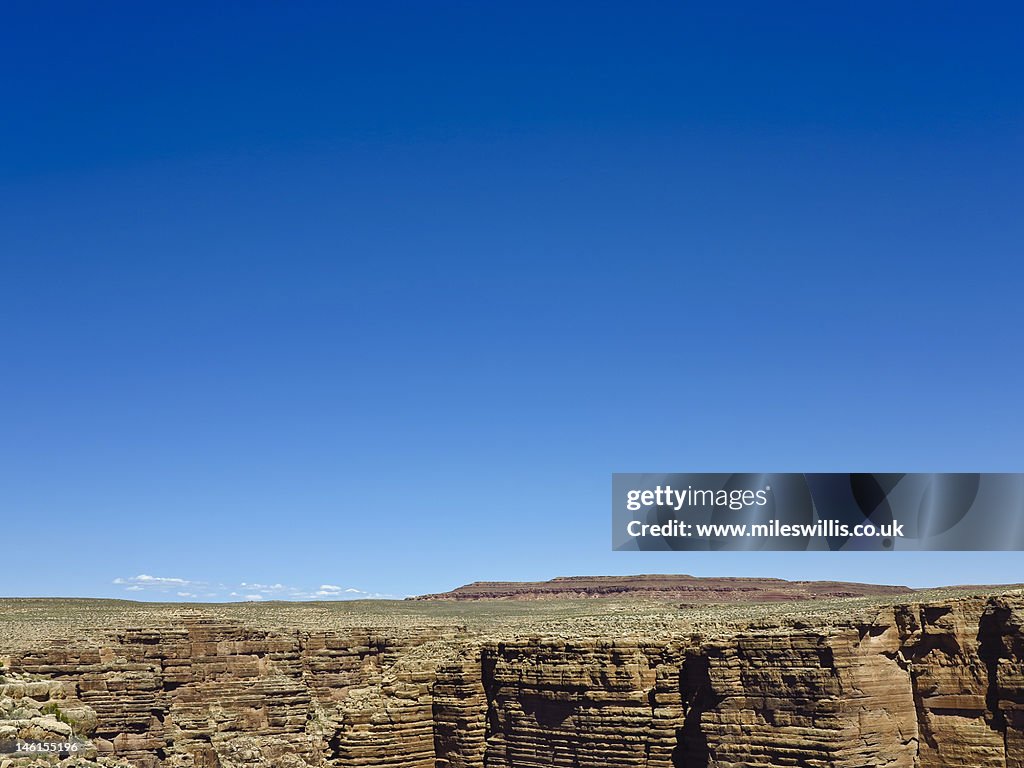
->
xmin=41 ymin=700 xmax=76 ymax=729
xmin=0 ymin=585 xmax=1022 ymax=650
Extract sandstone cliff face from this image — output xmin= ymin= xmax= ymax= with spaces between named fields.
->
xmin=2 ymin=595 xmax=1022 ymax=768
xmin=480 ymin=639 xmax=686 ymax=768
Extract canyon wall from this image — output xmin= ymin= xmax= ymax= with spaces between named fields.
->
xmin=2 ymin=595 xmax=1022 ymax=768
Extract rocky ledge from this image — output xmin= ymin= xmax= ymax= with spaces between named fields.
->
xmin=0 ymin=590 xmax=1021 ymax=767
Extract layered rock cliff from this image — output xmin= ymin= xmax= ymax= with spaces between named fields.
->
xmin=1 ymin=593 xmax=1022 ymax=767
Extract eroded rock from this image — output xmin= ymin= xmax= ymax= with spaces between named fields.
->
xmin=1 ymin=595 xmax=1022 ymax=767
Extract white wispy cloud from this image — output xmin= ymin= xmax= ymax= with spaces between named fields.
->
xmin=240 ymin=582 xmax=288 ymax=592
xmin=114 ymin=574 xmax=201 ymax=591
xmin=137 ymin=574 xmax=189 ymax=585
xmin=112 ymin=575 xmax=401 ymax=602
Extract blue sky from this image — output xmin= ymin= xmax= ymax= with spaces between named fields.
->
xmin=2 ymin=2 xmax=1022 ymax=601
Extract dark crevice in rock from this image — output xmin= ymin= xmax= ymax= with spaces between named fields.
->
xmin=979 ymin=603 xmax=1010 ymax=734
xmin=520 ymin=693 xmax=575 ymax=728
xmin=909 ymin=664 xmax=939 ymax=753
xmin=677 ymin=651 xmax=718 ymax=768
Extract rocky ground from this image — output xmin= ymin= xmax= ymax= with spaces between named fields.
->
xmin=1 ymin=586 xmax=1022 ymax=767
xmin=0 ymin=669 xmax=133 ymax=768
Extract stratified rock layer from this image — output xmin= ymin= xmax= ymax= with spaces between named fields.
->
xmin=411 ymin=575 xmax=915 ymax=602
xmin=2 ymin=595 xmax=1023 ymax=767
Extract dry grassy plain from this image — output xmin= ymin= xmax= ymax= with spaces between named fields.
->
xmin=4 ymin=585 xmax=1022 ymax=651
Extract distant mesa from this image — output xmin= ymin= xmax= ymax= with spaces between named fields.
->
xmin=407 ymin=574 xmax=915 ymax=602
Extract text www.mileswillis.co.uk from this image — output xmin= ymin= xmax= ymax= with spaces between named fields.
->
xmin=626 ymin=519 xmax=905 ymax=539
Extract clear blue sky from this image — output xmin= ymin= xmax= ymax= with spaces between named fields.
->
xmin=3 ymin=2 xmax=1022 ymax=601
